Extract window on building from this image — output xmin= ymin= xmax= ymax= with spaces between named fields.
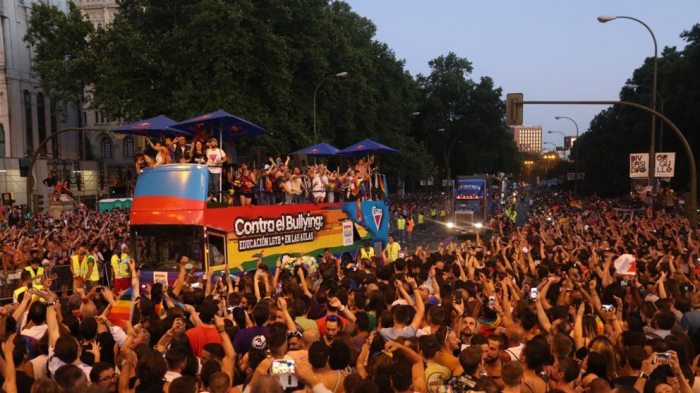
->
xmin=37 ymin=93 xmax=47 ymax=155
xmin=24 ymin=90 xmax=32 ymax=153
xmin=101 ymin=137 xmax=112 ymax=159
xmin=123 ymin=137 xmax=134 ymax=158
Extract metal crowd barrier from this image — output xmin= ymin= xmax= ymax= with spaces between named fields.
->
xmin=0 ymin=265 xmax=74 ymax=303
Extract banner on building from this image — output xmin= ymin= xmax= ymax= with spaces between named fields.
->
xmin=629 ymin=154 xmax=649 ymax=178
xmin=567 ymin=173 xmax=575 ymax=181
xmin=654 ymin=153 xmax=675 ymax=178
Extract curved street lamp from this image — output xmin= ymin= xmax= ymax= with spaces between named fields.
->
xmin=554 ymin=116 xmax=579 ymax=194
xmin=598 ymin=15 xmax=658 ymax=185
xmin=314 ymin=72 xmax=349 ymax=145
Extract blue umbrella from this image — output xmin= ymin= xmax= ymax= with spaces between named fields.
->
xmin=338 ymin=139 xmax=399 ymax=156
xmin=171 ymin=109 xmax=271 ymax=141
xmin=291 ymin=142 xmax=341 ymax=157
xmin=110 ymin=115 xmax=189 ymax=138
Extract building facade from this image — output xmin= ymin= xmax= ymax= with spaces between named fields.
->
xmin=0 ymin=0 xmax=134 ymax=209
xmin=509 ymin=126 xmax=543 ymax=153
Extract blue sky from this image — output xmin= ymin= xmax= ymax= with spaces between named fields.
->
xmin=344 ymin=0 xmax=700 ymax=149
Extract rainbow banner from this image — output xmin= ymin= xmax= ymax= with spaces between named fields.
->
xmin=108 ymin=287 xmax=135 ymax=329
xmin=569 ymin=200 xmax=583 ymax=211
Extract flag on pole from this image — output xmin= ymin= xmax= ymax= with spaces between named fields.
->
xmin=108 ymin=287 xmax=135 ymax=329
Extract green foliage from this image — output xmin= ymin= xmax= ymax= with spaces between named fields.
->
xmin=26 ymin=1 xmax=516 ymax=189
xmin=413 ymin=52 xmax=519 ymax=181
xmin=576 ymin=23 xmax=700 ymax=196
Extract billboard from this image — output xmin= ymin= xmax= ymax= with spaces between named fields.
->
xmin=654 ymin=152 xmax=675 ymax=178
xmin=629 ymin=153 xmax=649 ymax=178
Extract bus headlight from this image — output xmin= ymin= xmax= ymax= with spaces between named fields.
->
xmin=474 ymin=222 xmax=483 ymax=229
xmin=446 ymin=222 xmax=454 ymax=229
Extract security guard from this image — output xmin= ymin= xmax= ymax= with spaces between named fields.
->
xmin=406 ymin=215 xmax=414 ymax=244
xmin=396 ymin=216 xmax=406 ymax=243
xmin=111 ymin=244 xmax=132 ymax=294
xmin=13 ymin=270 xmax=44 ymax=303
xmin=358 ymin=242 xmax=375 ymax=261
xmin=24 ymin=257 xmax=45 ymax=283
xmin=70 ymin=246 xmax=89 ymax=284
xmin=84 ymin=247 xmax=100 ymax=291
xmin=383 ymin=235 xmax=401 ymax=262
xmin=417 ymin=212 xmax=425 ymax=231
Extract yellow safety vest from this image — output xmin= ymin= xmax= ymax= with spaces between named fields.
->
xmin=86 ymin=255 xmax=100 ymax=282
xmin=71 ymin=255 xmax=87 ymax=278
xmin=360 ymin=248 xmax=375 ymax=260
xmin=431 ymin=208 xmax=436 ymax=216
xmin=386 ymin=242 xmax=399 ymax=262
xmin=418 ymin=214 xmax=424 ymax=224
xmin=24 ymin=266 xmax=45 ymax=282
xmin=397 ymin=218 xmax=406 ymax=230
xmin=13 ymin=284 xmax=44 ymax=303
xmin=111 ymin=253 xmax=131 ymax=278
xmin=440 ymin=210 xmax=446 ymax=217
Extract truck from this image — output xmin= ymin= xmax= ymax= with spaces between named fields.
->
xmin=449 ymin=176 xmax=501 ymax=234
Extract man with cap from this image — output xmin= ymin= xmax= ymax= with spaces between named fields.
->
xmin=205 ymin=138 xmax=226 ymax=201
xmin=110 ymin=244 xmax=131 ymax=294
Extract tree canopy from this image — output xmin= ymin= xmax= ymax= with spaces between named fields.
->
xmin=574 ymin=23 xmax=700 ymax=196
xmin=25 ymin=0 xmax=519 ymax=188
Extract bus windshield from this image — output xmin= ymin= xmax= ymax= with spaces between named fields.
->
xmin=132 ymin=225 xmax=205 ymax=271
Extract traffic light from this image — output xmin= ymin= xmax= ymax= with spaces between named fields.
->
xmin=506 ymin=93 xmax=524 ymax=126
xmin=32 ymin=194 xmax=45 ymax=212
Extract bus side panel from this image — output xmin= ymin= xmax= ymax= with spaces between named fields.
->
xmin=210 ymin=201 xmax=389 ymax=272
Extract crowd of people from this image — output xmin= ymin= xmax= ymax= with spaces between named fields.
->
xmin=0 ymin=187 xmax=699 ymax=393
xmin=135 ymin=136 xmax=383 ymax=206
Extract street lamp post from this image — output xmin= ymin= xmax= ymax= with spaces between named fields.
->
xmin=625 ymin=84 xmax=665 ymax=151
xmin=598 ymin=15 xmax=658 ymax=186
xmin=554 ymin=116 xmax=579 ymax=194
xmin=313 ymin=72 xmax=348 ymax=145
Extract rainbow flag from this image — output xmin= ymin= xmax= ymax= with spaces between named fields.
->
xmin=351 ymin=179 xmax=364 ymax=197
xmin=378 ymin=174 xmax=391 ymax=203
xmin=569 ymin=200 xmax=583 ymax=211
xmin=108 ymin=287 xmax=135 ymax=329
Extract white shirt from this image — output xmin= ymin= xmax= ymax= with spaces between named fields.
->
xmin=21 ymin=324 xmax=48 ymax=341
xmin=110 ymin=325 xmax=128 ymax=348
xmin=205 ymin=148 xmax=226 ymax=174
xmin=505 ymin=343 xmax=524 ymax=361
xmin=48 ymin=345 xmax=92 ymax=380
xmin=30 ymin=354 xmax=49 ymax=380
xmin=165 ymin=370 xmax=182 ymax=383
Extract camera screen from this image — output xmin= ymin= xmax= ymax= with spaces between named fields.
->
xmin=271 ymin=360 xmax=295 ymax=375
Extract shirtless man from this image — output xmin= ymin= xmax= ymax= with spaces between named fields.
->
xmin=308 ymin=341 xmax=345 ymax=393
xmin=521 ymin=340 xmax=547 ymax=393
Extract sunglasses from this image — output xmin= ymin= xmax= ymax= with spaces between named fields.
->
xmin=288 ymin=331 xmax=303 ymax=339
xmin=326 ymin=315 xmax=340 ymax=322
xmin=444 ymin=327 xmax=452 ymax=344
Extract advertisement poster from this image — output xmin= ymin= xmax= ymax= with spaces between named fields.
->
xmin=342 ymin=221 xmax=354 ymax=246
xmin=654 ymin=153 xmax=675 ymax=177
xmin=629 ymin=153 xmax=649 ymax=178
xmin=153 ymin=271 xmax=168 ymax=285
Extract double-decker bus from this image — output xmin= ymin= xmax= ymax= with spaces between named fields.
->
xmin=130 ymin=165 xmax=389 ymax=284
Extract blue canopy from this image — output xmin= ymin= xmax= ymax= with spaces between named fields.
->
xmin=171 ymin=109 xmax=271 ymax=141
xmin=110 ymin=115 xmax=189 ymax=138
xmin=291 ymin=142 xmax=341 ymax=157
xmin=339 ymin=139 xmax=399 ymax=156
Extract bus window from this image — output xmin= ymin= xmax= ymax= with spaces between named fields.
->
xmin=208 ymin=234 xmax=226 ymax=268
xmin=133 ymin=225 xmax=204 ymax=271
